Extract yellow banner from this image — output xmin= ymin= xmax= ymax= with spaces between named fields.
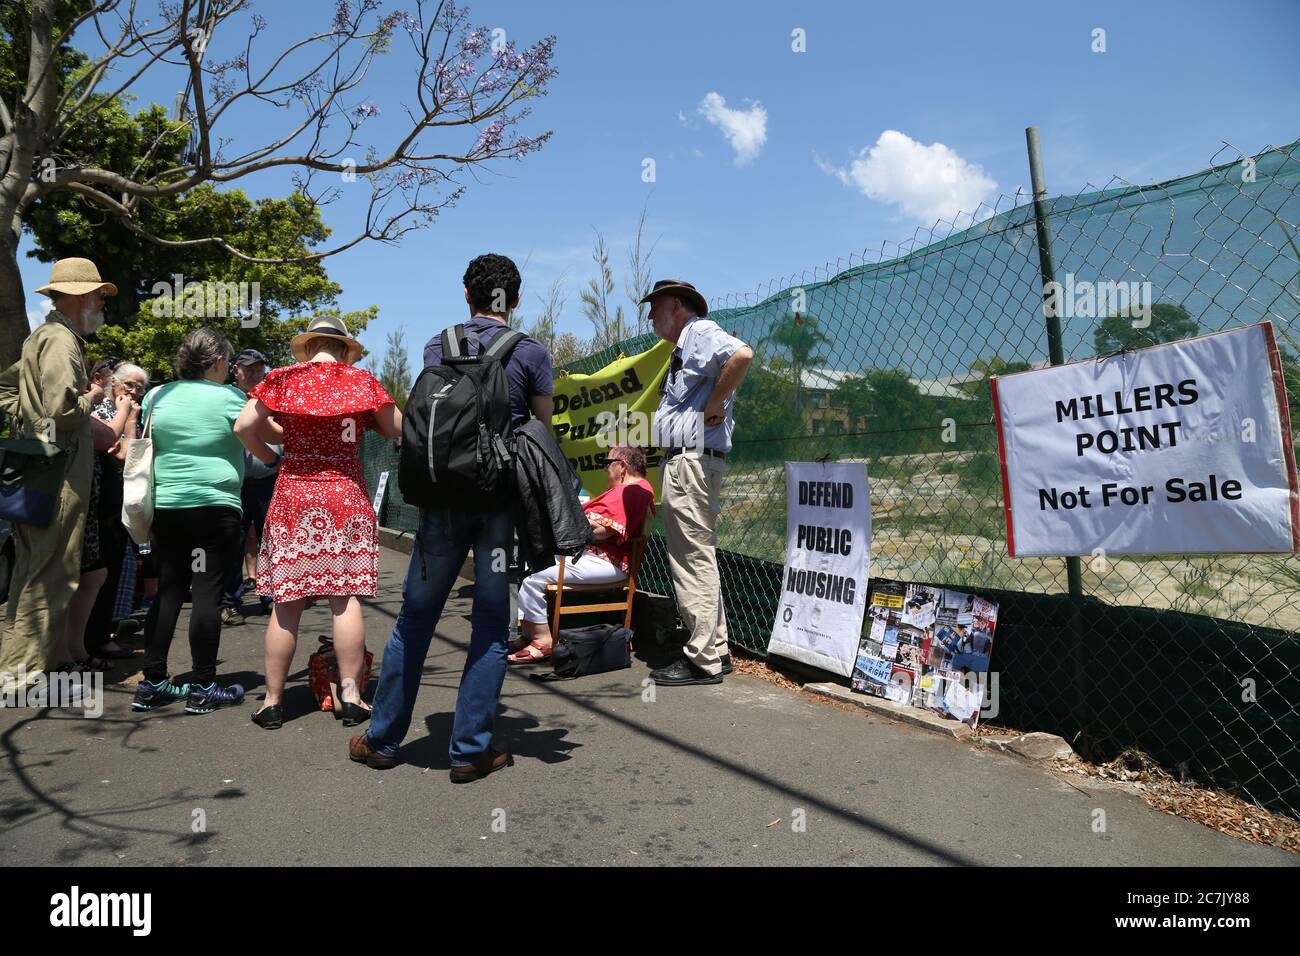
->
xmin=552 ymin=338 xmax=672 ymax=499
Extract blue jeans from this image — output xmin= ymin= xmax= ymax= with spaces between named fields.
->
xmin=367 ymin=508 xmax=513 ymax=765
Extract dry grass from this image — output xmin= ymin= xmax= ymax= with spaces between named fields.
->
xmin=1052 ymin=748 xmax=1300 ymax=854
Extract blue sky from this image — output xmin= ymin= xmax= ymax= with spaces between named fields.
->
xmin=18 ymin=0 xmax=1300 ymax=373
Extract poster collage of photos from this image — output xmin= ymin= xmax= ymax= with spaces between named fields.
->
xmin=850 ymin=580 xmax=1000 ymax=728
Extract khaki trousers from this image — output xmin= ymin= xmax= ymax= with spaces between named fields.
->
xmin=661 ymin=452 xmax=730 ymax=675
xmin=0 ymin=434 xmax=90 ymax=687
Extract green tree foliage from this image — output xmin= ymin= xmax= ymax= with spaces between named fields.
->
xmin=96 ymin=299 xmax=376 ymax=384
xmin=17 ymin=92 xmax=358 ymax=369
xmin=965 ymin=355 xmax=1033 ymax=424
xmin=759 ymin=312 xmax=828 ymax=418
xmin=732 ymin=364 xmax=802 ymax=463
xmin=958 ymin=356 xmax=1032 ymax=492
xmin=549 ymin=332 xmax=589 ymax=367
xmin=365 ymin=327 xmax=413 ymax=410
xmin=835 ymin=369 xmax=933 ymax=455
xmin=1092 ymin=303 xmax=1199 ymax=355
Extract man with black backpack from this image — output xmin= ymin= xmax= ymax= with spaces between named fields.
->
xmin=351 ymin=254 xmax=553 ymax=783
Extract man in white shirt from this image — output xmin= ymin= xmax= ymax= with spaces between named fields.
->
xmin=643 ymin=280 xmax=753 ymax=685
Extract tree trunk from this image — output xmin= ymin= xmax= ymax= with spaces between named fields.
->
xmin=0 ymin=235 xmax=28 ymax=367
xmin=0 ymin=0 xmax=60 ymax=366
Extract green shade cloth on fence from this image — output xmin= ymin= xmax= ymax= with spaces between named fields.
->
xmin=361 ymin=140 xmax=1300 ymax=820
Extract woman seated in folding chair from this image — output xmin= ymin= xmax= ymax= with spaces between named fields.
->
xmin=508 ymin=445 xmax=655 ymax=664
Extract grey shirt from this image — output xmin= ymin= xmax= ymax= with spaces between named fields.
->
xmin=652 ymin=316 xmax=746 ymax=453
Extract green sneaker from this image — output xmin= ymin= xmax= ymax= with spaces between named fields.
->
xmin=132 ymin=678 xmax=190 ymax=711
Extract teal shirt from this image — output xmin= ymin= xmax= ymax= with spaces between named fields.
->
xmin=143 ymin=380 xmax=248 ymax=514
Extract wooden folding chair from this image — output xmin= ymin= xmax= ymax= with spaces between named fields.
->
xmin=546 ymin=532 xmax=650 ymax=647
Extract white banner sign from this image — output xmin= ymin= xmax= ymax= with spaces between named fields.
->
xmin=768 ymin=462 xmax=870 ymax=676
xmin=373 ymin=470 xmax=390 ymax=518
xmin=993 ymin=322 xmax=1299 ymax=557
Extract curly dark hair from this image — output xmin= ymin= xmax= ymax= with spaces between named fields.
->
xmin=463 ymin=253 xmax=522 ymax=315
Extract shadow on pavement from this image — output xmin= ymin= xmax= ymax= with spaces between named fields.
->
xmin=361 ymin=588 xmax=979 ymax=866
xmin=393 ymin=707 xmax=581 ymax=770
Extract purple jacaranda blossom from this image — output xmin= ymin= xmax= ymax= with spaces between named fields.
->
xmin=474 ymin=118 xmax=506 ymax=153
xmin=333 ymin=0 xmax=351 ymax=31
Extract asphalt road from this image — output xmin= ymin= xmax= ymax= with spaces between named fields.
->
xmin=1 ymin=546 xmax=1294 ymax=866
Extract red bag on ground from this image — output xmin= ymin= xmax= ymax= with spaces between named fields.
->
xmin=308 ymin=635 xmax=375 ymax=712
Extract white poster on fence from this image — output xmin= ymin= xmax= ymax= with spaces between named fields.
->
xmin=768 ymin=462 xmax=870 ymax=676
xmin=372 ymin=470 xmax=389 ymax=517
xmin=993 ymin=322 xmax=1299 ymax=557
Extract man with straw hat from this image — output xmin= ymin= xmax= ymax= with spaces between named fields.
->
xmin=0 ymin=258 xmax=116 ymax=688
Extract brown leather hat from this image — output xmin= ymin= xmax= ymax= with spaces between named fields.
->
xmin=639 ymin=279 xmax=708 ymax=318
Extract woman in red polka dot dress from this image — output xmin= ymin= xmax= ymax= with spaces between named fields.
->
xmin=234 ymin=316 xmax=403 ymax=730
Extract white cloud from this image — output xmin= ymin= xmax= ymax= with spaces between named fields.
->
xmin=821 ymin=130 xmax=997 ymax=224
xmin=697 ymin=92 xmax=767 ymax=166
xmin=26 ymin=297 xmax=53 ymax=329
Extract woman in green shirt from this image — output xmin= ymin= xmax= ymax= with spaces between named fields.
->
xmin=132 ymin=328 xmax=250 ymax=716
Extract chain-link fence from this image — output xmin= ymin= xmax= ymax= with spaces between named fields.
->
xmin=363 ymin=139 xmax=1300 ymax=819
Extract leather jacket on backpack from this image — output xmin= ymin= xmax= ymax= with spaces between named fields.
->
xmin=512 ymin=418 xmax=593 ymax=574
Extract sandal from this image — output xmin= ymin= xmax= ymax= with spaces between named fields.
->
xmin=507 ymin=640 xmax=553 ymax=665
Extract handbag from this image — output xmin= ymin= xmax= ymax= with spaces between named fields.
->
xmin=0 ymin=437 xmax=65 ymax=527
xmin=307 ymin=635 xmax=375 ymax=712
xmin=532 ymin=623 xmax=632 ymax=681
xmin=121 ymin=395 xmax=159 ymax=545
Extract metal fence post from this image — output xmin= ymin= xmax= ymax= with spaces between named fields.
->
xmin=1026 ymin=126 xmax=1091 ymax=749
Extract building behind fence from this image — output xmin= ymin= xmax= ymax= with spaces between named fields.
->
xmin=362 ymin=139 xmax=1300 ymax=820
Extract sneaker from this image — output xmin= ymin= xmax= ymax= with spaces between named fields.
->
xmin=132 ymin=678 xmax=191 ymax=711
xmin=185 ymin=682 xmax=246 ymax=715
xmin=721 ymin=654 xmax=733 ymax=676
xmin=220 ymin=607 xmax=244 ymax=627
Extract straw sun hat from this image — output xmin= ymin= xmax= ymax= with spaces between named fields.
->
xmin=34 ymin=258 xmax=118 ymax=297
xmin=289 ymin=314 xmax=365 ymax=364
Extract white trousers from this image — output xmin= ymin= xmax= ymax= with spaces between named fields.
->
xmin=517 ymin=551 xmax=626 ymax=624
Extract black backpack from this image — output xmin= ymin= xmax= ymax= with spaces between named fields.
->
xmin=398 ymin=324 xmax=525 ymax=511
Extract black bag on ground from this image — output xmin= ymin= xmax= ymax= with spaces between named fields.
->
xmin=399 ymin=324 xmax=525 ymax=511
xmin=533 ymin=624 xmax=632 ymax=681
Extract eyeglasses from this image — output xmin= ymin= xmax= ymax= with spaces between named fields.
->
xmin=606 ymin=457 xmax=625 ymax=468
